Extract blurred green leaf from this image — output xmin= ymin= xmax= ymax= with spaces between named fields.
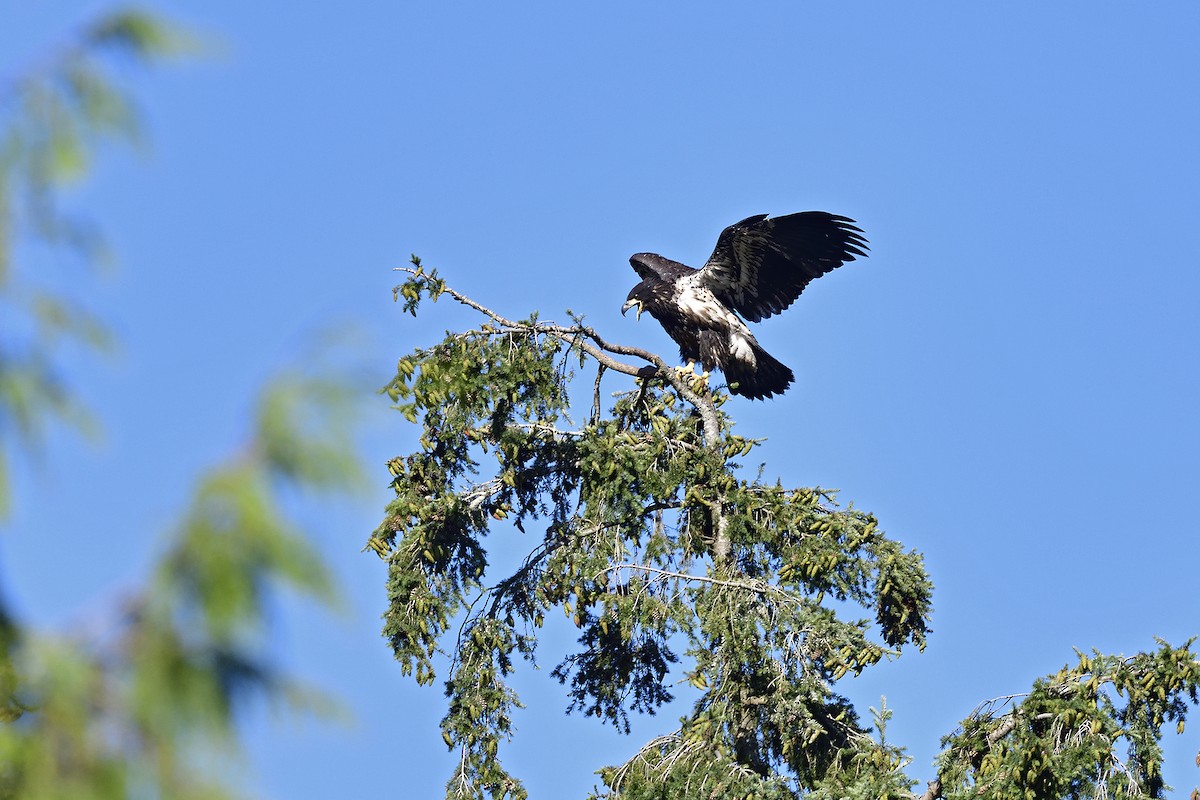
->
xmin=257 ymin=374 xmax=365 ymax=493
xmin=87 ymin=9 xmax=208 ymax=60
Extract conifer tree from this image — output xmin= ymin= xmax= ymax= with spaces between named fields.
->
xmin=378 ymin=261 xmax=1200 ymax=800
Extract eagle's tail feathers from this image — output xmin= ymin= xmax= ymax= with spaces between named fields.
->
xmin=725 ymin=343 xmax=793 ymax=400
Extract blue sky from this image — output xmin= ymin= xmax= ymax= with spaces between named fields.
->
xmin=3 ymin=1 xmax=1199 ymax=796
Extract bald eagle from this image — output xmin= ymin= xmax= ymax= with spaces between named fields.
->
xmin=621 ymin=211 xmax=868 ymax=399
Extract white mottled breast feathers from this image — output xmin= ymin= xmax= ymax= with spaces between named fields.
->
xmin=673 ymin=278 xmax=758 ymax=366
xmin=676 ymin=279 xmax=734 ymax=326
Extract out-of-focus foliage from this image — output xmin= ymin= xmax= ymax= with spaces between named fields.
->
xmin=0 ymin=9 xmax=199 ymax=519
xmin=0 ymin=11 xmax=358 ymax=799
xmin=379 ymin=261 xmax=1200 ymax=800
xmin=0 ymin=370 xmax=358 ymax=798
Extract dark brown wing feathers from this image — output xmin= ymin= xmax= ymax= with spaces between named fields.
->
xmin=698 ymin=211 xmax=868 ymax=323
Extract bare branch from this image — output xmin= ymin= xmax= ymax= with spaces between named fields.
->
xmin=917 ymin=777 xmax=941 ymax=800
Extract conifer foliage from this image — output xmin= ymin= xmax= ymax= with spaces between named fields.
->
xmin=379 ymin=260 xmax=1199 ymax=800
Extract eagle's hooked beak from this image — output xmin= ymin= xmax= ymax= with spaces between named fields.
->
xmin=621 ymin=299 xmax=644 ymax=321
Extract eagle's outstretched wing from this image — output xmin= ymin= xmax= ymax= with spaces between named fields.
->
xmin=697 ymin=212 xmax=868 ymax=323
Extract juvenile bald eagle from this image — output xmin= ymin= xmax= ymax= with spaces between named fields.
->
xmin=621 ymin=211 xmax=868 ymax=399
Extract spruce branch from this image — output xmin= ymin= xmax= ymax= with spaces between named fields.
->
xmin=393 ymin=264 xmax=730 ymax=560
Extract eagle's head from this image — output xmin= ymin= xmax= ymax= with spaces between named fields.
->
xmin=621 ymin=294 xmax=644 ymax=321
xmin=624 ymin=254 xmax=680 ymax=321
xmin=622 ymin=282 xmax=656 ymax=321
